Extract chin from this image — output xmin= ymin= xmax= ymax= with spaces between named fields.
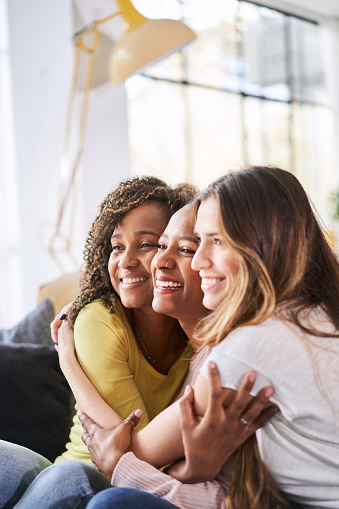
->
xmin=202 ymin=295 xmax=219 ymax=311
xmin=152 ymin=304 xmax=172 ymax=315
xmin=152 ymin=298 xmax=178 ymax=316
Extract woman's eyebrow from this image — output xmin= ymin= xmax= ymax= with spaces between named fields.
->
xmin=159 ymin=233 xmax=198 ymax=245
xmin=134 ymin=231 xmax=160 ymax=237
xmin=111 ymin=230 xmax=159 ymax=240
xmin=180 ymin=236 xmax=199 ymax=245
xmin=194 ymin=231 xmax=219 ymax=237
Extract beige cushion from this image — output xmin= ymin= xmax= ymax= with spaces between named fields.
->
xmin=37 ymin=272 xmax=80 ymax=316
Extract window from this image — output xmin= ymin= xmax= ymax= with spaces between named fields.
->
xmin=126 ymin=0 xmax=334 ymax=219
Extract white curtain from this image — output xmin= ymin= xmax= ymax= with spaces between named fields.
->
xmin=0 ymin=0 xmax=23 ymax=328
xmin=321 ymin=18 xmax=339 ymax=191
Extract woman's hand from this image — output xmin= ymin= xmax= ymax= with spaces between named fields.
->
xmin=79 ymin=409 xmax=142 ymax=479
xmin=50 ymin=302 xmax=73 ymax=345
xmin=168 ymin=361 xmax=278 ymax=483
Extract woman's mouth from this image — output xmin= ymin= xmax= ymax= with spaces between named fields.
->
xmin=121 ymin=277 xmax=147 ymax=284
xmin=154 ymin=277 xmax=183 ymax=293
xmin=201 ymin=277 xmax=224 ymax=288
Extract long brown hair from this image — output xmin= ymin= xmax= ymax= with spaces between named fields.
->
xmin=193 ymin=166 xmax=339 ymax=508
xmin=69 ymin=176 xmax=197 ymax=326
xmin=194 ymin=166 xmax=339 ymax=348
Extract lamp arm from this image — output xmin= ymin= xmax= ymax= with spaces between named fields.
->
xmin=73 ymin=11 xmax=122 ymax=48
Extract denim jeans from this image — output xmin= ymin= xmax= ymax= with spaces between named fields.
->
xmin=87 ymin=488 xmax=179 ymax=509
xmin=0 ymin=440 xmax=110 ymax=509
xmin=0 ymin=440 xmax=51 ymax=508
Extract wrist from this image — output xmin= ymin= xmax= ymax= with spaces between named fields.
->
xmin=59 ymin=350 xmax=77 ymax=370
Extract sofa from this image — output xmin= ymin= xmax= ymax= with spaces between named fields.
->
xmin=0 ymin=272 xmax=80 ymax=462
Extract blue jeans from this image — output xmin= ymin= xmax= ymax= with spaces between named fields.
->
xmin=0 ymin=440 xmax=110 ymax=508
xmin=87 ymin=488 xmax=179 ymax=509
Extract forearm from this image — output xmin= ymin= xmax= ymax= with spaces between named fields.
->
xmin=113 ymin=452 xmax=226 ymax=509
xmin=131 ymin=399 xmax=184 ymax=467
xmin=60 ymin=354 xmax=123 ymax=428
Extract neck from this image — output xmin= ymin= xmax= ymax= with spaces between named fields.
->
xmin=125 ymin=305 xmax=186 ymax=349
xmin=178 ymin=308 xmax=210 ymax=351
xmin=124 ymin=304 xmax=188 ymax=375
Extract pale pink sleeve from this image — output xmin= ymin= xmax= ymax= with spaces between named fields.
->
xmin=112 ymin=452 xmax=227 ymax=509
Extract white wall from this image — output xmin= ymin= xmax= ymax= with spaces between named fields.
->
xmin=1 ymin=0 xmax=130 ymax=327
xmin=2 ymin=0 xmax=339 ymax=327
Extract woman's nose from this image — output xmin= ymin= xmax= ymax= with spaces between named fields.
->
xmin=191 ymin=244 xmax=210 ymax=271
xmin=119 ymin=249 xmax=139 ymax=269
xmin=155 ymin=250 xmax=174 ymax=270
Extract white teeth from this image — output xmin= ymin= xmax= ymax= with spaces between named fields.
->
xmin=155 ymin=279 xmax=183 ymax=288
xmin=122 ymin=277 xmax=147 ymax=284
xmin=202 ymin=277 xmax=223 ymax=285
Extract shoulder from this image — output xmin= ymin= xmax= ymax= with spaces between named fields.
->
xmin=76 ymin=298 xmax=123 ymax=326
xmin=206 ymin=316 xmax=309 ymax=378
xmin=74 ymin=298 xmax=134 ymax=345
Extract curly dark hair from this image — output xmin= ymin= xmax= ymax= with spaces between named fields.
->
xmin=68 ymin=176 xmax=197 ymax=326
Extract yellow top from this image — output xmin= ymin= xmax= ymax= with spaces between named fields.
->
xmin=55 ymin=299 xmax=191 ymax=463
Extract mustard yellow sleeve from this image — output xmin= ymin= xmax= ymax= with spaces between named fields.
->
xmin=74 ymin=300 xmax=150 ymax=428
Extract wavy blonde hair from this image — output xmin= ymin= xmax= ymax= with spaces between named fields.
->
xmin=193 ymin=166 xmax=339 ymax=509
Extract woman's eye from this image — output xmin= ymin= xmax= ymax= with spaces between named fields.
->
xmin=157 ymin=243 xmax=167 ymax=251
xmin=112 ymin=245 xmax=124 ymax=252
xmin=214 ymin=238 xmax=222 ymax=246
xmin=180 ymin=247 xmax=196 ymax=255
xmin=140 ymin=242 xmax=157 ymax=249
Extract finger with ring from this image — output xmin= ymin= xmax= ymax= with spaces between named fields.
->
xmin=240 ymin=417 xmax=250 ymax=426
xmin=124 ymin=416 xmax=137 ymax=429
xmin=82 ymin=432 xmax=90 ymax=445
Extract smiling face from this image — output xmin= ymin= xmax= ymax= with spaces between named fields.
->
xmin=108 ymin=201 xmax=170 ymax=309
xmin=151 ymin=205 xmax=207 ymax=324
xmin=192 ymin=197 xmax=240 ymax=311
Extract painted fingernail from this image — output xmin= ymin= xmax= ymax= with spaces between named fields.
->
xmin=53 ymin=341 xmax=58 ymax=346
xmin=265 ymin=387 xmax=274 ymax=398
xmin=59 ymin=313 xmax=67 ymax=320
xmin=133 ymin=409 xmax=142 ymax=418
xmin=208 ymin=360 xmax=216 ymax=369
xmin=248 ymin=371 xmax=257 ymax=383
xmin=184 ymin=384 xmax=191 ymax=394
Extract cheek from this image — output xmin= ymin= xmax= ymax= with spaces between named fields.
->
xmin=143 ymin=252 xmax=157 ymax=275
xmin=219 ymin=252 xmax=240 ymax=279
xmin=188 ymin=271 xmax=203 ymax=296
xmin=108 ymin=256 xmax=118 ymax=279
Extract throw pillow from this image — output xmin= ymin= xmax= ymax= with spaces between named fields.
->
xmin=0 ymin=298 xmax=54 ymax=345
xmin=0 ymin=343 xmax=73 ymax=462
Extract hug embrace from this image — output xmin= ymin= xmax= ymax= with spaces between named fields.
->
xmin=1 ymin=166 xmax=338 ymax=509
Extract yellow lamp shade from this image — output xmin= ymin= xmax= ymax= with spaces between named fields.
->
xmin=108 ymin=17 xmax=196 ymax=84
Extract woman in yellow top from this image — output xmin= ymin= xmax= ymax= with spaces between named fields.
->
xmin=56 ymin=176 xmax=202 ymax=463
xmin=0 ymin=176 xmax=204 ymax=508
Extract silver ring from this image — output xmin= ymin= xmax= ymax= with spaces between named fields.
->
xmin=124 ymin=417 xmax=137 ymax=429
xmin=240 ymin=417 xmax=250 ymax=426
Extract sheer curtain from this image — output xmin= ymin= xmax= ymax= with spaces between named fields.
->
xmin=0 ymin=0 xmax=23 ymax=328
xmin=321 ymin=18 xmax=339 ymax=191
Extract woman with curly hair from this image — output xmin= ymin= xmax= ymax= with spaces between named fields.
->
xmin=53 ymin=175 xmax=200 ymax=464
xmin=0 ymin=175 xmax=203 ymax=507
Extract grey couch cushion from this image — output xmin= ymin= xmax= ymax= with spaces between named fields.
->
xmin=0 ymin=298 xmax=54 ymax=345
